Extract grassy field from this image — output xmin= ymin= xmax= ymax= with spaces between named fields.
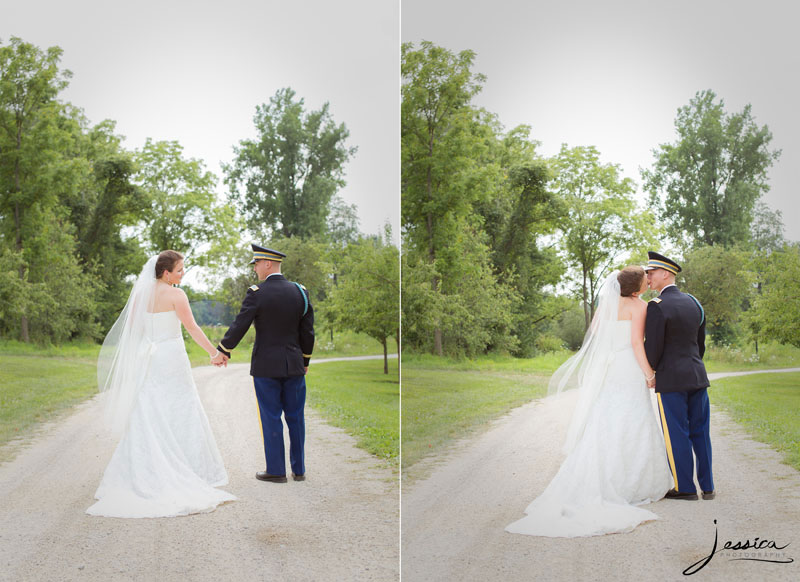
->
xmin=401 ymin=353 xmax=565 ymax=470
xmin=0 ymin=331 xmax=393 ymax=462
xmin=0 ymin=355 xmax=98 ymax=457
xmin=309 ymin=360 xmax=399 ymax=468
xmin=704 ymin=341 xmax=800 ymax=373
xmin=710 ymin=372 xmax=800 ymax=471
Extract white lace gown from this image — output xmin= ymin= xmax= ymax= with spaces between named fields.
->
xmin=87 ymin=311 xmax=235 ymax=518
xmin=506 ymin=320 xmax=673 ymax=537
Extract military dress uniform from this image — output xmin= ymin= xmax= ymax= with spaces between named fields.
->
xmin=217 ymin=246 xmax=314 ymax=479
xmin=644 ymin=252 xmax=713 ymax=497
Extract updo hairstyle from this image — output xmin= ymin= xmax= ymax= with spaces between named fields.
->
xmin=155 ymin=250 xmax=184 ymax=279
xmin=617 ymin=265 xmax=645 ymax=297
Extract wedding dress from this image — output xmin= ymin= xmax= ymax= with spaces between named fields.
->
xmin=87 ymin=258 xmax=235 ymax=518
xmin=506 ymin=273 xmax=673 ymax=537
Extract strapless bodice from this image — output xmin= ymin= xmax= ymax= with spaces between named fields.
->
xmin=146 ymin=310 xmax=182 ymax=342
xmin=611 ymin=319 xmax=632 ymax=352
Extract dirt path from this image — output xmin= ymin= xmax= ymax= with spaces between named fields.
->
xmin=0 ymin=362 xmax=398 ymax=582
xmin=402 ymin=369 xmax=800 ymax=581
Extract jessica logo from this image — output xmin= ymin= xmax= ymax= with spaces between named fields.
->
xmin=683 ymin=520 xmax=793 ymax=576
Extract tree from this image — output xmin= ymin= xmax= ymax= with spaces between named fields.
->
xmin=329 ymin=232 xmax=399 ymax=374
xmin=135 ymin=139 xmax=240 ymax=271
xmin=642 ymin=89 xmax=780 ymax=249
xmin=0 ymin=37 xmax=71 ymax=341
xmin=750 ymin=201 xmax=785 ymax=253
xmin=224 ymin=87 xmax=356 ymax=240
xmin=401 ymin=41 xmax=497 ymax=355
xmin=552 ymin=145 xmax=659 ymax=329
xmin=50 ymin=116 xmax=150 ymax=332
xmin=745 ymin=245 xmax=800 ymax=348
xmin=326 ymin=195 xmax=360 ymax=247
xmin=0 ymin=37 xmax=102 ymax=343
xmin=680 ymin=245 xmax=749 ymax=345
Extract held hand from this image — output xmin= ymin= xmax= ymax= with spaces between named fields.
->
xmin=210 ymin=351 xmax=228 ymax=368
xmin=304 ymin=366 xmax=309 ymax=375
xmin=646 ymin=372 xmax=656 ymax=390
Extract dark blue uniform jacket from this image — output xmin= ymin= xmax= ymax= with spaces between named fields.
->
xmin=645 ymin=285 xmax=709 ymax=393
xmin=217 ymin=274 xmax=314 ymax=378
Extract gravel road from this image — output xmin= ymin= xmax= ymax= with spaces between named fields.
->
xmin=402 ymin=369 xmax=800 ymax=582
xmin=0 ymin=362 xmax=399 ymax=582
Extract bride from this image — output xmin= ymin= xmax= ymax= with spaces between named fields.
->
xmin=506 ymin=266 xmax=673 ymax=537
xmin=87 ymin=251 xmax=235 ymax=518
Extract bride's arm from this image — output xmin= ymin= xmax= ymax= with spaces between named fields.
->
xmin=631 ymin=302 xmax=655 ymax=380
xmin=174 ymin=289 xmax=218 ymax=357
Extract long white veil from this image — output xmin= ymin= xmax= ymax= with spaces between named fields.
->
xmin=97 ymin=256 xmax=159 ymax=434
xmin=548 ymin=270 xmax=621 ymax=455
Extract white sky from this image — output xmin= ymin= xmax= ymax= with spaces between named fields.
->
xmin=403 ymin=0 xmax=800 ymax=242
xmin=4 ymin=0 xmax=399 ymax=246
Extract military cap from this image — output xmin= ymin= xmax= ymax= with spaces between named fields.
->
xmin=249 ymin=244 xmax=286 ymax=265
xmin=643 ymin=251 xmax=681 ymax=275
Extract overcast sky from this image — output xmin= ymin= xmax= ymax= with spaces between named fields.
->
xmin=4 ymin=0 xmax=399 ymax=248
xmin=403 ymin=0 xmax=800 ymax=243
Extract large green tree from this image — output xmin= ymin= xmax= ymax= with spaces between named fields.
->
xmin=135 ymin=138 xmax=240 ymax=272
xmin=402 ymin=41 xmax=506 ymax=356
xmin=54 ymin=117 xmax=149 ymax=331
xmin=224 ymin=87 xmax=356 ymax=240
xmin=0 ymin=37 xmax=71 ymax=341
xmin=642 ymin=89 xmax=780 ymax=249
xmin=552 ymin=145 xmax=659 ymax=329
xmin=0 ymin=37 xmax=100 ymax=342
xmin=474 ymin=129 xmax=567 ymax=356
xmin=328 ymin=232 xmax=399 ymax=374
xmin=745 ymin=244 xmax=800 ymax=348
xmin=680 ymin=245 xmax=749 ymax=345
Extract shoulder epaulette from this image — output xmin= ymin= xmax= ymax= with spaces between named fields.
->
xmin=650 ymin=297 xmax=662 ymax=304
xmin=248 ymin=285 xmax=259 ymax=292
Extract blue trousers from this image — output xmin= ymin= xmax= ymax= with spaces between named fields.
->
xmin=657 ymin=388 xmax=714 ymax=493
xmin=253 ymin=375 xmax=306 ymax=476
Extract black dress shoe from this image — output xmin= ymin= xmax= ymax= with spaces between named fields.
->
xmin=292 ymin=473 xmax=305 ymax=481
xmin=665 ymin=489 xmax=698 ymax=500
xmin=256 ymin=471 xmax=287 ymax=483
xmin=702 ymin=490 xmax=715 ymax=500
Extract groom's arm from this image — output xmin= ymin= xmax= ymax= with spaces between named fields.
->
xmin=217 ymin=287 xmax=259 ymax=358
xmin=644 ymin=300 xmax=665 ymax=370
xmin=299 ymin=293 xmax=314 ymax=369
xmin=697 ymin=313 xmax=707 ymax=359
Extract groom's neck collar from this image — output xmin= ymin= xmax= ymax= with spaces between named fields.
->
xmin=659 ymin=283 xmax=677 ymax=295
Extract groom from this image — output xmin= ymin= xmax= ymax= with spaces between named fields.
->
xmin=215 ymin=244 xmax=314 ymax=483
xmin=644 ymin=251 xmax=714 ymax=501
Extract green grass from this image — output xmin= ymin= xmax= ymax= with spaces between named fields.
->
xmin=0 ymin=355 xmax=98 ymax=457
xmin=711 ymin=373 xmax=800 ymax=471
xmin=185 ymin=326 xmax=390 ymax=367
xmin=307 ymin=360 xmax=399 ymax=469
xmin=401 ymin=353 xmax=565 ymax=471
xmin=704 ymin=341 xmax=800 ymax=373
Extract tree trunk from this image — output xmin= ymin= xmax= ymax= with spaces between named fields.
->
xmin=382 ymin=338 xmax=388 ymax=375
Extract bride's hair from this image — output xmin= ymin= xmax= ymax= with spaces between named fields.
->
xmin=155 ymin=250 xmax=184 ymax=279
xmin=617 ymin=265 xmax=645 ymax=297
